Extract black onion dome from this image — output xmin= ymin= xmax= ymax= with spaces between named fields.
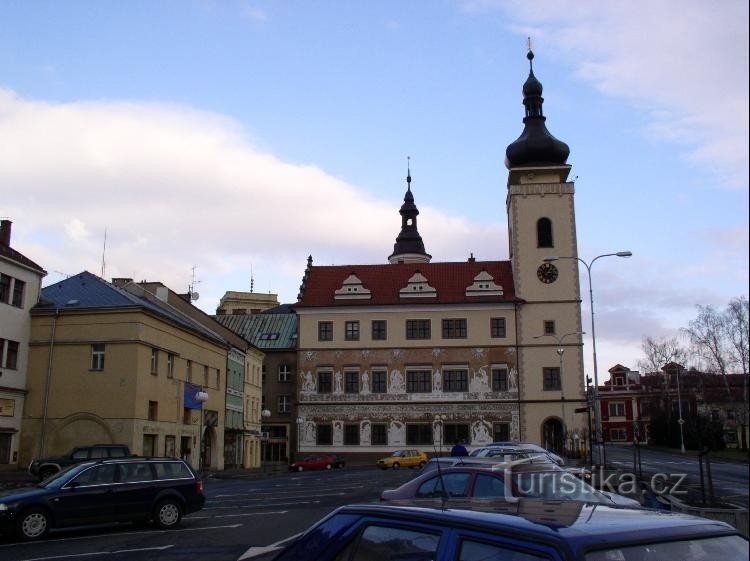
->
xmin=505 ymin=50 xmax=570 ymax=169
xmin=388 ymin=167 xmax=430 ymax=262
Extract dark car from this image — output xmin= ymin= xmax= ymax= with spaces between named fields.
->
xmin=237 ymin=502 xmax=747 ymax=561
xmin=1 ymin=457 xmax=204 ymax=540
xmin=28 ymin=444 xmax=132 ymax=480
xmin=381 ymin=465 xmax=640 ymax=507
xmin=289 ymin=454 xmax=339 ymax=472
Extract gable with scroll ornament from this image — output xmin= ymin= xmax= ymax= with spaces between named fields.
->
xmin=399 ymin=271 xmax=437 ymax=298
xmin=466 ymin=270 xmax=503 ymax=297
xmin=334 ymin=273 xmax=372 ymax=300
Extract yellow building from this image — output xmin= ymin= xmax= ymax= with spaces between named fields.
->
xmin=21 ymin=272 xmax=230 ymax=471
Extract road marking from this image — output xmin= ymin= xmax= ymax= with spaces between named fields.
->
xmin=213 ymin=487 xmax=360 ymax=498
xmin=204 ymin=500 xmax=319 ymax=510
xmin=210 ymin=492 xmax=347 ymax=502
xmin=20 ymin=545 xmax=174 ymax=561
xmin=190 ymin=510 xmax=287 ymax=519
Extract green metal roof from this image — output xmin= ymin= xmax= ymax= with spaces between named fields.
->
xmin=213 ymin=313 xmax=297 ymax=350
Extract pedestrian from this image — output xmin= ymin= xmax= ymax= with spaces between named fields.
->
xmin=450 ymin=440 xmax=468 ymax=457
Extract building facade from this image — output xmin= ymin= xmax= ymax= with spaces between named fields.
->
xmin=0 ymin=220 xmax=46 ymax=468
xmin=293 ymin=51 xmax=587 ymax=461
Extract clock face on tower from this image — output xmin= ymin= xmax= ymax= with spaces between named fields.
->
xmin=537 ymin=262 xmax=559 ymax=284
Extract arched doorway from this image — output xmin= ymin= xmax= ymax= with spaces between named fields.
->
xmin=542 ymin=418 xmax=564 ymax=455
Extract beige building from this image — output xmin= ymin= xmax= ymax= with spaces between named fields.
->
xmin=0 ymin=220 xmax=46 ymax=468
xmin=216 ymin=291 xmax=280 ymax=316
xmin=21 ymin=272 xmax=230 ymax=471
xmin=294 ymin=51 xmax=586 ymax=459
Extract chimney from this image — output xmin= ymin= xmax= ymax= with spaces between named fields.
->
xmin=0 ymin=220 xmax=11 ymax=246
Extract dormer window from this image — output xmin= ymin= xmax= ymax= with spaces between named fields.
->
xmin=399 ymin=272 xmax=437 ymax=298
xmin=466 ymin=270 xmax=503 ymax=297
xmin=334 ymin=274 xmax=372 ymax=300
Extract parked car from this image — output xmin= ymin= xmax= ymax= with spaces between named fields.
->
xmin=289 ymin=454 xmax=339 ymax=471
xmin=381 ymin=464 xmax=640 ymax=507
xmin=330 ymin=455 xmax=346 ymax=469
xmin=421 ymin=453 xmax=540 ymax=473
xmin=27 ymin=444 xmax=132 ymax=480
xmin=487 ymin=441 xmax=566 ymax=466
xmin=376 ymin=449 xmax=429 ymax=470
xmin=237 ymin=501 xmax=746 ymax=561
xmin=1 ymin=457 xmax=204 ymax=541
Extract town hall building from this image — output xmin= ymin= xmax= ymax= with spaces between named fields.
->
xmin=294 ymin=51 xmax=587 ymax=458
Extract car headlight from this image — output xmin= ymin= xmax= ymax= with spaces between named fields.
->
xmin=0 ymin=503 xmax=8 ymax=511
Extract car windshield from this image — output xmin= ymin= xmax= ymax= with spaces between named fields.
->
xmin=512 ymin=471 xmax=602 ymax=502
xmin=38 ymin=463 xmax=92 ymax=488
xmin=585 ymin=535 xmax=748 ymax=560
xmin=392 ymin=451 xmax=405 ymax=457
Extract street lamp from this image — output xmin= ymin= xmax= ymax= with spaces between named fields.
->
xmin=296 ymin=416 xmax=305 ymax=459
xmin=676 ymin=367 xmax=686 ymax=454
xmin=261 ymin=408 xmax=271 ymax=465
xmin=194 ymin=389 xmax=209 ymax=471
xmin=545 ymin=251 xmax=632 ymax=467
xmin=534 ymin=331 xmax=585 ymax=454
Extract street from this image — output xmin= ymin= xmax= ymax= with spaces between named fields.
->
xmin=0 ymin=467 xmax=415 ymax=561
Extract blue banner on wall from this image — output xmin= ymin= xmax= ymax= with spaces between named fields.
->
xmin=184 ymin=382 xmax=203 ymax=409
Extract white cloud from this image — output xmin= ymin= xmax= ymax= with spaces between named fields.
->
xmin=0 ymin=88 xmax=504 ymax=309
xmin=462 ymin=0 xmax=750 ymax=189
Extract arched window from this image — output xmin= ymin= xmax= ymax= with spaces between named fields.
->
xmin=537 ymin=218 xmax=553 ymax=248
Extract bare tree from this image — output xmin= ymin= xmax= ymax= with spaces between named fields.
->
xmin=683 ymin=305 xmax=730 ymax=375
xmin=724 ymin=296 xmax=749 ymax=449
xmin=637 ymin=336 xmax=688 ymax=373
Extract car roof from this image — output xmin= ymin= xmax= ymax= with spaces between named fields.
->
xmin=333 ymin=502 xmax=738 ymax=553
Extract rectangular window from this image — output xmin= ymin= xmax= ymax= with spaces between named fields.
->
xmin=406 ymin=319 xmax=431 ymax=340
xmin=4 ymin=340 xmax=18 ymax=370
xmin=215 ymin=368 xmax=220 ymax=388
xmin=406 ymin=369 xmax=432 ymax=393
xmin=150 ymin=349 xmax=158 ymax=375
xmin=318 ymin=321 xmax=333 ymax=341
xmin=318 ymin=371 xmax=332 ymax=393
xmin=442 ymin=318 xmax=467 ymax=339
xmin=609 ymin=402 xmax=626 ymax=417
xmin=371 ymin=320 xmax=387 ymax=340
xmin=371 ymin=423 xmax=387 ymax=445
xmin=11 ymin=278 xmax=25 ymax=307
xmin=278 ymin=364 xmax=291 ymax=382
xmin=493 ymin=422 xmax=510 ymax=442
xmin=0 ymin=274 xmax=10 ymax=304
xmin=316 ymin=424 xmax=332 ymax=445
xmin=91 ymin=344 xmax=105 ymax=370
xmin=727 ymin=409 xmax=736 ymax=421
xmin=543 ymin=367 xmax=561 ymax=390
xmin=491 ymin=367 xmax=508 ymax=391
xmin=344 ymin=321 xmax=360 ymax=341
xmin=490 ymin=317 xmax=506 ymax=338
xmin=186 ymin=360 xmax=192 ymax=382
xmin=443 ymin=369 xmax=468 ymax=392
xmin=610 ymin=428 xmax=627 ymax=441
xmin=345 ymin=370 xmax=359 ymax=393
xmin=544 ymin=320 xmax=556 ymax=335
xmin=183 ymin=407 xmax=192 ymax=424
xmin=371 ymin=369 xmax=387 ymax=393
xmin=406 ymin=423 xmax=433 ymax=445
xmin=204 ymin=365 xmax=209 ymax=387
xmin=344 ymin=424 xmax=360 ymax=445
xmin=443 ymin=423 xmax=469 ymax=445
xmin=166 ymin=354 xmax=174 ymax=378
xmin=277 ymin=395 xmax=290 ymax=414
xmin=148 ymin=400 xmax=158 ymax=421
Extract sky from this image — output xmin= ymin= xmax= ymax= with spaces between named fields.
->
xmin=1 ymin=0 xmax=748 ymax=379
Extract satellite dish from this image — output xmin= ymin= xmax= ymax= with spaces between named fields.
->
xmin=191 ymin=292 xmax=200 ymax=301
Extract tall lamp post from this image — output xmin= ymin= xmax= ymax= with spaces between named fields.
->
xmin=194 ymin=389 xmax=209 ymax=471
xmin=545 ymin=251 xmax=632 ymax=467
xmin=534 ymin=331 xmax=585 ymax=454
xmin=676 ymin=367 xmax=686 ymax=454
xmin=295 ymin=416 xmax=305 ymax=460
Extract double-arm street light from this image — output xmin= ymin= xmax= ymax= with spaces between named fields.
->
xmin=534 ymin=331 xmax=585 ymax=454
xmin=545 ymin=251 xmax=632 ymax=467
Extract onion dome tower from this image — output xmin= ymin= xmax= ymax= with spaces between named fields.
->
xmin=505 ymin=49 xmax=570 ymax=168
xmin=388 ymin=159 xmax=432 ymax=264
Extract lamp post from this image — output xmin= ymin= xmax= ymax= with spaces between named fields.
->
xmin=534 ymin=331 xmax=585 ymax=455
xmin=676 ymin=367 xmax=686 ymax=454
xmin=296 ymin=416 xmax=305 ymax=460
xmin=261 ymin=408 xmax=271 ymax=466
xmin=194 ymin=389 xmax=209 ymax=472
xmin=545 ymin=251 xmax=632 ymax=467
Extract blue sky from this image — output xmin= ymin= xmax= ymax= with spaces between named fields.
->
xmin=2 ymin=0 xmax=748 ymax=376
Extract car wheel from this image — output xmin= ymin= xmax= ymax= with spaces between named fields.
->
xmin=392 ymin=462 xmax=400 ymax=470
xmin=325 ymin=464 xmax=332 ymax=470
xmin=297 ymin=465 xmax=304 ymax=472
xmin=153 ymin=499 xmax=183 ymax=529
xmin=39 ymin=467 xmax=57 ymax=480
xmin=17 ymin=508 xmax=50 ymax=541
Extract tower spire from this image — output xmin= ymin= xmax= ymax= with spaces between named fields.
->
xmin=388 ymin=159 xmax=431 ymax=264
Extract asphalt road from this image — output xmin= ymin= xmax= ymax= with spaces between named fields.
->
xmin=0 ymin=466 xmax=416 ymax=561
xmin=602 ymin=445 xmax=749 ymax=507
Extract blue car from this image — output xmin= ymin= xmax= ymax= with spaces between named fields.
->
xmin=0 ymin=457 xmax=204 ymax=540
xmin=238 ymin=500 xmax=746 ymax=561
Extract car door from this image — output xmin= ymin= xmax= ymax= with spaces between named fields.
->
xmin=112 ymin=462 xmax=157 ymax=521
xmin=51 ymin=464 xmax=118 ymax=526
xmin=447 ymin=529 xmax=566 ymax=561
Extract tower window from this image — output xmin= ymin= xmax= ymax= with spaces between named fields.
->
xmin=537 ymin=218 xmax=553 ymax=248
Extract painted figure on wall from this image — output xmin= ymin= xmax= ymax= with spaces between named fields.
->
xmin=388 ymin=420 xmax=405 ymax=445
xmin=469 ymin=365 xmax=490 ymax=393
xmin=334 ymin=371 xmax=343 ymax=394
xmin=301 ymin=371 xmax=316 ymax=393
xmin=361 ymin=370 xmax=370 ymax=395
xmin=433 ymin=369 xmax=442 ymax=392
xmin=361 ymin=421 xmax=371 ymax=444
xmin=389 ymin=370 xmax=405 ymax=394
xmin=471 ymin=420 xmax=492 ymax=445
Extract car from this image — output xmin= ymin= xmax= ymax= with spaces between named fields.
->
xmin=381 ymin=464 xmax=641 ymax=507
xmin=488 ymin=441 xmax=566 ymax=466
xmin=0 ymin=456 xmax=204 ymax=541
xmin=27 ymin=444 xmax=133 ymax=480
xmin=330 ymin=455 xmax=346 ymax=469
xmin=237 ymin=501 xmax=747 ymax=561
xmin=289 ymin=454 xmax=339 ymax=471
xmin=421 ymin=452 xmax=543 ymax=473
xmin=376 ymin=449 xmax=429 ymax=470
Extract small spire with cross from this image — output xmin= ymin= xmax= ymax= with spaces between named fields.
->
xmin=406 ymin=156 xmax=412 ymax=191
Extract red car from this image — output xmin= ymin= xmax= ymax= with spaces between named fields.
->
xmin=289 ymin=454 xmax=340 ymax=472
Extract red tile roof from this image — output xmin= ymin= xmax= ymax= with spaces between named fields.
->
xmin=296 ymin=260 xmax=519 ymax=307
xmin=0 ymin=243 xmax=45 ymax=274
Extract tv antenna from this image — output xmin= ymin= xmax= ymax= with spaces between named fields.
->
xmin=250 ymin=264 xmax=255 ymax=293
xmin=188 ymin=265 xmax=201 ymax=301
xmin=100 ymin=228 xmax=107 ymax=278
